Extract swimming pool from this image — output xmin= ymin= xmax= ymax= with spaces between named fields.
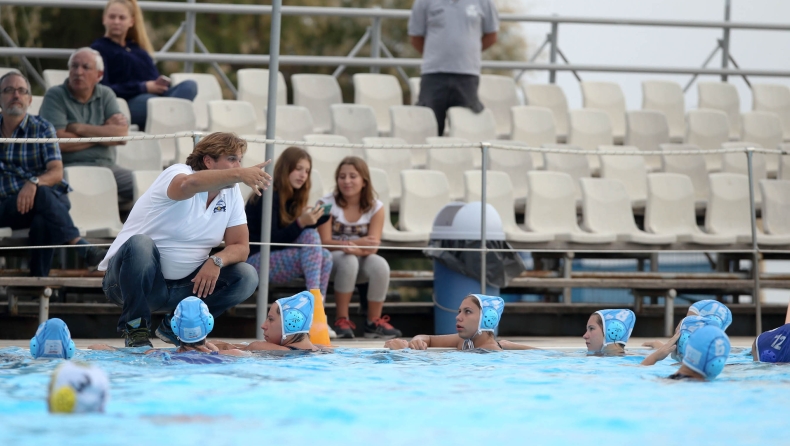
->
xmin=0 ymin=346 xmax=783 ymax=445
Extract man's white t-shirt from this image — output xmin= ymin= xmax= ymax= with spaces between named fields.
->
xmin=98 ymin=164 xmax=247 ymax=280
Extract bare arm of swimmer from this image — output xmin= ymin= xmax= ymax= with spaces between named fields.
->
xmin=385 ymin=334 xmax=464 ymax=350
xmin=241 ymin=340 xmax=294 ymax=352
xmin=498 ymin=340 xmax=539 ymax=350
xmin=641 ymin=331 xmax=680 ymax=366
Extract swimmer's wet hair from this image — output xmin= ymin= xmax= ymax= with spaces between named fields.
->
xmin=181 ymin=339 xmax=206 ymax=348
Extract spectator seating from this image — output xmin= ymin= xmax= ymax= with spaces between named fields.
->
xmin=207 ymin=100 xmax=257 ymax=134
xmin=115 ymin=135 xmax=162 ymax=171
xmin=0 ymin=227 xmax=11 ymax=239
xmin=686 ymin=109 xmax=730 ymax=172
xmin=580 ymin=178 xmax=676 ymax=244
xmin=28 ymin=96 xmax=43 ymax=115
xmin=478 ymin=74 xmax=520 ymax=138
xmin=660 ymin=143 xmax=710 ymax=210
xmin=427 ymin=142 xmax=476 ymax=201
xmin=760 ymin=179 xmax=790 ymax=236
xmin=447 ymin=107 xmax=497 ymax=143
xmin=131 ymin=170 xmax=160 ymax=204
xmin=625 ymin=110 xmax=670 ymax=171
xmin=706 ymin=173 xmax=790 ymax=245
xmin=522 ymin=83 xmax=570 ymax=142
xmin=781 ymin=144 xmax=790 ymax=180
xmin=144 ymin=97 xmax=196 ymax=166
xmin=398 ymin=170 xmax=451 ymax=241
xmin=752 ymin=83 xmax=790 ymax=141
xmin=352 ymin=73 xmax=403 ymax=135
xmin=489 ymin=141 xmax=533 ymax=207
xmin=237 ymin=68 xmax=286 ymax=134
xmin=542 ymin=146 xmax=591 ymax=205
xmin=425 ymin=136 xmax=479 ymax=168
xmin=390 ymin=105 xmax=438 ymax=167
xmin=63 ymin=166 xmax=124 ymax=238
xmin=362 ymin=137 xmax=412 ymax=204
xmin=510 ymin=105 xmax=556 ymax=169
xmin=568 ymin=108 xmax=613 ymax=173
xmin=525 ymin=171 xmax=616 ymax=243
xmin=291 ymin=73 xmax=342 ymax=134
xmin=170 ymin=72 xmax=222 ymax=131
xmin=721 ymin=141 xmax=767 ymax=205
xmin=43 ymin=69 xmax=68 ymax=89
xmin=370 ymin=168 xmax=426 ymax=243
xmin=116 ymin=97 xmax=132 ymax=128
xmin=464 ymin=170 xmax=554 ymax=243
xmin=263 ymin=105 xmax=315 ymax=159
xmin=581 ymin=81 xmax=627 ymax=143
xmin=238 ymin=139 xmax=267 ymax=200
xmin=641 ymin=80 xmax=685 ymax=143
xmin=303 ymin=134 xmax=353 ymax=194
xmin=598 ymin=151 xmax=648 ymax=209
xmin=644 ymin=173 xmax=736 ymax=245
xmin=307 ymin=169 xmax=325 ymax=205
xmin=741 ymin=111 xmax=783 ymax=175
xmin=408 ymin=77 xmax=420 ymax=105
xmin=698 ymin=82 xmax=741 ymax=140
xmin=330 ymin=104 xmax=378 ymax=144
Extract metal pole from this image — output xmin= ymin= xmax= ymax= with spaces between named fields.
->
xmin=563 ymin=252 xmax=573 ymax=304
xmin=548 ymin=18 xmax=559 ymax=83
xmin=480 ymin=142 xmax=489 ymax=294
xmin=332 ymin=28 xmax=371 ymax=78
xmin=158 ymin=22 xmax=186 ymax=53
xmin=746 ymin=149 xmax=762 ymax=335
xmin=683 ymin=42 xmax=721 ymax=92
xmin=720 ymin=0 xmax=731 ymax=82
xmin=0 ymin=25 xmax=47 ymax=88
xmin=370 ymin=7 xmax=382 ymax=74
xmin=256 ymin=0 xmax=283 ymax=340
xmin=664 ymin=289 xmax=676 ymax=337
xmin=184 ymin=0 xmax=197 ymax=72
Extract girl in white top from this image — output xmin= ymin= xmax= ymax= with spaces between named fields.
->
xmin=317 ymin=157 xmax=402 ymax=340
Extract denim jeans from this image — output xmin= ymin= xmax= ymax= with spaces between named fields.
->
xmin=0 ymin=185 xmax=81 ymax=276
xmin=126 ymin=80 xmax=199 ymax=130
xmin=102 ymin=234 xmax=259 ymax=331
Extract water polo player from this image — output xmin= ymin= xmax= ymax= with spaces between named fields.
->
xmin=30 ymin=318 xmax=76 ymax=360
xmin=583 ymin=309 xmax=636 ymax=355
xmin=667 ymin=325 xmax=730 ymax=381
xmin=641 ymin=315 xmax=722 ymax=366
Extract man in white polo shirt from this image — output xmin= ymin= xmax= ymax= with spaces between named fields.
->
xmin=99 ymin=132 xmax=271 ymax=347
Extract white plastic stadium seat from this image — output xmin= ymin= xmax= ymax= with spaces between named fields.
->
xmin=115 ymin=97 xmax=133 ymax=129
xmin=115 ymin=135 xmax=162 ymax=171
xmin=523 ymin=83 xmax=569 ymax=142
xmin=144 ymin=98 xmax=196 ymax=166
xmin=308 ymin=169 xmax=324 ymax=206
xmin=353 ymin=73 xmax=403 ymax=135
xmin=510 ymin=105 xmax=556 ymax=169
xmin=625 ymin=110 xmax=670 ymax=171
xmin=568 ymin=109 xmax=613 ymax=173
xmin=43 ymin=69 xmax=68 ymax=89
xmin=237 ymin=68 xmax=287 ymax=133
xmin=398 ymin=170 xmax=451 ymax=241
xmin=291 ymin=74 xmax=342 ymax=134
xmin=698 ymin=82 xmax=741 ymax=140
xmin=645 ymin=173 xmax=736 ymax=245
xmin=207 ymin=100 xmax=257 ymax=134
xmin=171 ymin=73 xmax=222 ymax=131
xmin=447 ymin=107 xmax=496 ymax=143
xmin=363 ymin=137 xmax=412 ymax=202
xmin=580 ymin=178 xmax=676 ymax=244
xmin=0 ymin=227 xmax=11 ymax=239
xmin=760 ymin=179 xmax=790 ymax=236
xmin=686 ymin=109 xmax=730 ymax=172
xmin=464 ymin=170 xmax=554 ymax=243
xmin=599 ymin=151 xmax=648 ymax=209
xmin=741 ymin=111 xmax=783 ymax=176
xmin=390 ymin=105 xmax=438 ymax=167
xmin=781 ymin=143 xmax=790 ymax=180
xmin=581 ymin=81 xmax=626 ymax=143
xmin=409 ymin=77 xmax=421 ymax=105
xmin=426 ymin=136 xmax=479 ymax=169
xmin=330 ymin=104 xmax=378 ymax=144
xmin=489 ymin=141 xmax=533 ymax=207
xmin=64 ymin=166 xmax=124 ymax=237
xmin=238 ymin=139 xmax=267 ymax=201
xmin=264 ymin=105 xmax=315 ymax=159
xmin=525 ymin=171 xmax=616 ymax=243
xmin=542 ymin=144 xmax=592 ymax=204
xmin=660 ymin=143 xmax=710 ymax=210
xmin=752 ymin=84 xmax=790 ymax=141
xmin=131 ymin=170 xmax=160 ymax=204
xmin=642 ymin=80 xmax=685 ymax=142
xmin=478 ymin=74 xmax=520 ymax=138
xmin=370 ymin=168 xmax=426 ymax=243
xmin=427 ymin=143 xmax=475 ymax=201
xmin=304 ymin=134 xmax=354 ymax=194
xmin=29 ymin=96 xmax=43 ymax=115
xmin=721 ymin=141 xmax=766 ymax=205
xmin=0 ymin=68 xmax=19 ymax=78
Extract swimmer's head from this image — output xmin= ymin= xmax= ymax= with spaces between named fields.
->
xmin=263 ymin=291 xmax=314 ymax=344
xmin=170 ymin=297 xmax=214 ymax=344
xmin=674 ymin=315 xmax=722 ymax=362
xmin=456 ymin=295 xmax=504 ymax=340
xmin=681 ymin=325 xmax=730 ymax=380
xmin=48 ymin=361 xmax=109 ymax=414
xmin=688 ymin=300 xmax=732 ymax=331
xmin=583 ymin=313 xmax=605 ymax=352
xmin=30 ymin=318 xmax=75 ymax=359
xmin=585 ymin=309 xmax=635 ymax=353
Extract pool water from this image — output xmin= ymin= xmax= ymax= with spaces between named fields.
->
xmin=0 ymin=346 xmax=785 ymax=445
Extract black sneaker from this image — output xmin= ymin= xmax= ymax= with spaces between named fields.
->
xmin=333 ymin=317 xmax=356 ymax=339
xmin=123 ymin=320 xmax=152 ymax=348
xmin=155 ymin=316 xmax=179 ymax=346
xmin=84 ymin=246 xmax=107 ymax=268
xmin=364 ymin=316 xmax=402 ymax=339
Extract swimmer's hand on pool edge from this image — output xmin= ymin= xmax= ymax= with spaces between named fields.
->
xmin=641 ymin=331 xmax=680 ymax=366
xmin=641 ymin=340 xmax=665 ymax=349
xmin=498 ymin=340 xmax=539 ymax=351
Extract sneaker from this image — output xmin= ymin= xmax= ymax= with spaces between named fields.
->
xmin=327 ymin=327 xmax=338 ymax=339
xmin=84 ymin=246 xmax=107 ymax=268
xmin=364 ymin=315 xmax=402 ymax=339
xmin=155 ymin=316 xmax=179 ymax=345
xmin=122 ymin=320 xmax=152 ymax=348
xmin=333 ymin=317 xmax=356 ymax=339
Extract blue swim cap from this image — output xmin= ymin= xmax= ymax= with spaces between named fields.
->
xmin=675 ymin=316 xmax=722 ymax=361
xmin=682 ymin=325 xmax=730 ymax=380
xmin=170 ymin=297 xmax=214 ymax=344
xmin=30 ymin=318 xmax=75 ymax=359
xmin=471 ymin=294 xmax=505 ymax=335
xmin=689 ymin=300 xmax=732 ymax=331
xmin=595 ymin=309 xmax=636 ymax=347
xmin=276 ymin=291 xmax=314 ymax=342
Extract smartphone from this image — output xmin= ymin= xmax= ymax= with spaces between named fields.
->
xmin=156 ymin=75 xmax=171 ymax=86
xmin=315 ymin=202 xmax=332 ymax=216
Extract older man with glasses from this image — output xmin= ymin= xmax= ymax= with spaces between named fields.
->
xmin=0 ymin=71 xmax=105 ymax=276
xmin=39 ymin=47 xmax=133 ymax=203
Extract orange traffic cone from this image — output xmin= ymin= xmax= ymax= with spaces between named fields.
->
xmin=309 ymin=289 xmax=331 ymax=346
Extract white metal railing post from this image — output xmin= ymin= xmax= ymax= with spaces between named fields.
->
xmin=746 ymin=148 xmax=762 ymax=335
xmin=549 ymin=17 xmax=559 ymax=83
xmin=371 ymin=6 xmax=382 ymax=74
xmin=664 ymin=289 xmax=676 ymax=337
xmin=721 ymin=0 xmax=731 ymax=82
xmin=184 ymin=0 xmax=197 ymax=72
xmin=480 ymin=142 xmax=490 ymax=294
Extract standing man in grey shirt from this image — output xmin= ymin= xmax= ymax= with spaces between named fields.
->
xmin=409 ymin=0 xmax=499 ymax=136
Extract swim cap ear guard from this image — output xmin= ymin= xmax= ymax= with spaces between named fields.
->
xmin=689 ymin=300 xmax=732 ymax=331
xmin=30 ymin=318 xmax=76 ymax=359
xmin=171 ymin=297 xmax=214 ymax=344
xmin=276 ymin=291 xmax=315 ymax=343
xmin=595 ymin=309 xmax=636 ymax=348
xmin=681 ymin=325 xmax=730 ymax=380
xmin=470 ymin=294 xmax=505 ymax=337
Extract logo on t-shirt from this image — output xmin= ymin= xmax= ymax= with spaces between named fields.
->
xmin=213 ymin=198 xmax=227 ymax=214
xmin=466 ymin=5 xmax=480 ymax=18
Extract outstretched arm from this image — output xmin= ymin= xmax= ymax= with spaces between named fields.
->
xmin=499 ymin=340 xmax=539 ymax=350
xmin=641 ymin=332 xmax=680 ymax=366
xmin=385 ymin=334 xmax=463 ymax=350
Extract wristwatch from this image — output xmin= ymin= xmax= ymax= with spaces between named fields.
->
xmin=209 ymin=255 xmax=223 ymax=268
xmin=27 ymin=176 xmax=39 ymax=186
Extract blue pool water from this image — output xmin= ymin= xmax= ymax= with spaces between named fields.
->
xmin=0 ymin=346 xmax=785 ymax=445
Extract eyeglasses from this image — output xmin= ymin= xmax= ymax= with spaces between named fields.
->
xmin=1 ymin=87 xmax=30 ymax=96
